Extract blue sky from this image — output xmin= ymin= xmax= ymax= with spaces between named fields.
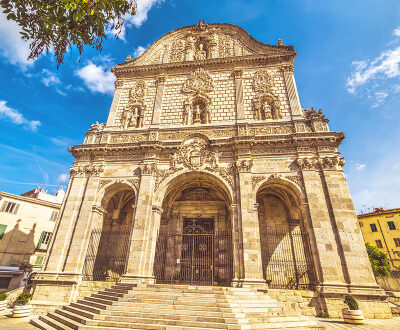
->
xmin=0 ymin=0 xmax=399 ymax=213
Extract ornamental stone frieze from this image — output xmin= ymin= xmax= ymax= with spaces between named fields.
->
xmin=70 ymin=164 xmax=104 ymax=177
xmin=295 ymin=156 xmax=345 ymax=171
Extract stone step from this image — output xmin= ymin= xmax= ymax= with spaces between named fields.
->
xmin=30 ymin=316 xmax=58 ymax=330
xmin=93 ymin=293 xmax=276 ymax=306
xmin=70 ymin=302 xmax=246 ymax=319
xmin=64 ymin=304 xmax=246 ymax=324
xmin=84 ymin=295 xmax=275 ymax=308
xmin=78 ymin=298 xmax=266 ymax=315
xmin=54 ymin=308 xmax=246 ymax=330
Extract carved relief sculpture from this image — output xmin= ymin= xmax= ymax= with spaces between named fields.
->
xmin=182 ymin=68 xmax=214 ymax=125
xmin=253 ymin=70 xmax=281 ymax=120
xmin=121 ymin=81 xmax=146 ymax=129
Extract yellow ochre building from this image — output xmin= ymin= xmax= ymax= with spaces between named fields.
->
xmin=358 ymin=208 xmax=400 ymax=268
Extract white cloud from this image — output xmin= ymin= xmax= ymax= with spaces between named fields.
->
xmin=51 ymin=137 xmax=71 ymax=147
xmin=131 ymin=0 xmax=164 ymax=27
xmin=371 ymin=91 xmax=389 ymax=108
xmin=57 ymin=173 xmax=69 ymax=183
xmin=393 ymin=26 xmax=400 ymax=37
xmin=0 ymin=100 xmax=41 ymax=131
xmin=110 ymin=0 xmax=164 ymax=39
xmin=346 ymin=46 xmax=400 ymax=93
xmin=0 ymin=13 xmax=36 ymax=68
xmin=133 ymin=45 xmax=147 ymax=58
xmin=41 ymin=69 xmax=60 ymax=87
xmin=75 ymin=61 xmax=115 ymax=95
xmin=355 ymin=163 xmax=366 ymax=171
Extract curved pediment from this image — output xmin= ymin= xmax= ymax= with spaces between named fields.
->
xmin=117 ymin=21 xmax=296 ymax=68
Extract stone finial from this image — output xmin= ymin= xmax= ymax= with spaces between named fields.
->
xmin=195 ymin=20 xmax=208 ymax=32
xmin=278 ymin=39 xmax=285 ymax=46
xmin=125 ymin=55 xmax=132 ymax=61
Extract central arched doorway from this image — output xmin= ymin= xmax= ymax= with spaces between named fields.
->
xmin=153 ymin=172 xmax=233 ymax=286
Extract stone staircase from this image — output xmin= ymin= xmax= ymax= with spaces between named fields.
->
xmin=31 ymin=283 xmax=324 ymax=329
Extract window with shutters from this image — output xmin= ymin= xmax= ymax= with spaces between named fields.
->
xmin=375 ymin=240 xmax=383 ymax=248
xmin=0 ymin=224 xmax=7 ymax=239
xmin=0 ymin=201 xmax=20 ymax=214
xmin=49 ymin=211 xmax=58 ymax=222
xmin=388 ymin=221 xmax=396 ymax=230
xmin=37 ymin=231 xmax=52 ymax=250
xmin=394 ymin=238 xmax=400 ymax=247
xmin=370 ymin=223 xmax=378 ymax=232
xmin=34 ymin=256 xmax=44 ymax=265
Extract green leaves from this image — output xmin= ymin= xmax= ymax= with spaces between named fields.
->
xmin=0 ymin=0 xmax=137 ymax=68
xmin=365 ymin=242 xmax=391 ymax=277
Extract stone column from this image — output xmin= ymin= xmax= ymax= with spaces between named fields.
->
xmin=145 ymin=206 xmax=163 ymax=277
xmin=151 ymin=76 xmax=166 ymax=125
xmin=281 ymin=65 xmax=303 ymax=119
xmin=105 ymin=80 xmax=123 ymax=126
xmin=236 ymin=159 xmax=266 ymax=287
xmin=121 ymin=163 xmax=157 ymax=284
xmin=230 ymin=203 xmax=241 ymax=286
xmin=233 ymin=69 xmax=245 ymax=121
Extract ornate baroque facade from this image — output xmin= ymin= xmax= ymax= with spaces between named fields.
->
xmin=31 ymin=22 xmax=390 ymax=318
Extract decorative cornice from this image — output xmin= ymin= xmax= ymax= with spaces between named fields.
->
xmin=70 ymin=164 xmax=103 ymax=177
xmin=295 ymin=156 xmax=345 ymax=171
xmin=113 ymin=54 xmax=295 ymax=77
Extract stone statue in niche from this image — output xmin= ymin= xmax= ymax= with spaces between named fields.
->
xmin=262 ymin=99 xmax=273 ymax=119
xmin=196 ymin=42 xmax=207 ymax=60
xmin=121 ymin=107 xmax=143 ymax=129
xmin=121 ymin=110 xmax=133 ymax=130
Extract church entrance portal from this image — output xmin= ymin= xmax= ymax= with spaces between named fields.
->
xmin=154 ymin=217 xmax=232 ymax=286
xmin=153 ymin=173 xmax=234 ymax=286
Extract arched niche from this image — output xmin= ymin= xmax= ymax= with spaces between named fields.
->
xmin=183 ymin=94 xmax=212 ymax=125
xmin=255 ymin=179 xmax=316 ymax=290
xmin=255 ymin=93 xmax=281 ymax=120
xmin=83 ymin=183 xmax=136 ymax=281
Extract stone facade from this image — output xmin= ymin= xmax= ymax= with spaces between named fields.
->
xmin=30 ymin=22 xmax=391 ymax=318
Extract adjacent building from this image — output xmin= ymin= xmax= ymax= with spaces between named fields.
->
xmin=358 ymin=208 xmax=400 ymax=268
xmin=0 ymin=187 xmax=64 ymax=291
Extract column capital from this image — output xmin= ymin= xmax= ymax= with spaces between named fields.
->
xmin=152 ymin=205 xmax=163 ymax=214
xmin=92 ymin=205 xmax=106 ymax=215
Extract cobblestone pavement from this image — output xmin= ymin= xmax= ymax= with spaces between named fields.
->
xmin=1 ymin=309 xmax=399 ymax=330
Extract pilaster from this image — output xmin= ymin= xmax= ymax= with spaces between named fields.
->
xmin=121 ymin=163 xmax=157 ymax=284
xmin=236 ymin=159 xmax=266 ymax=288
xmin=151 ymin=76 xmax=166 ymax=125
xmin=281 ymin=65 xmax=303 ymax=119
xmin=233 ymin=69 xmax=245 ymax=120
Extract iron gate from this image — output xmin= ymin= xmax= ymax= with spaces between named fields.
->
xmin=261 ymin=227 xmax=316 ymax=290
xmin=82 ymin=229 xmax=130 ymax=281
xmin=154 ymin=228 xmax=233 ymax=286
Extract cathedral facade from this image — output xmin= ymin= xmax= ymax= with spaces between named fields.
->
xmin=31 ymin=22 xmax=389 ymax=318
